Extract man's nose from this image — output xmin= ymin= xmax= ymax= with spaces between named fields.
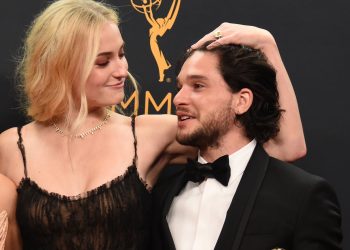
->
xmin=173 ymin=86 xmax=189 ymax=107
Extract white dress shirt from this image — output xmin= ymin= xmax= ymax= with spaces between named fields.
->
xmin=167 ymin=140 xmax=257 ymax=250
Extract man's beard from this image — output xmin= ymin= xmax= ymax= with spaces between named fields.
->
xmin=176 ymin=105 xmax=234 ymax=149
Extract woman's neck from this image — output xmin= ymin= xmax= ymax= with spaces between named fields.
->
xmin=53 ymin=107 xmax=110 ymax=138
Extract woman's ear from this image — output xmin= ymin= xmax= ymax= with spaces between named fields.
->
xmin=233 ymin=88 xmax=253 ymax=115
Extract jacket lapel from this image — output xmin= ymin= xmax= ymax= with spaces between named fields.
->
xmin=214 ymin=144 xmax=269 ymax=250
xmin=160 ymin=169 xmax=188 ymax=250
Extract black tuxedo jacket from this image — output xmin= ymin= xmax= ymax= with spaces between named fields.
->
xmin=152 ymin=144 xmax=342 ymax=250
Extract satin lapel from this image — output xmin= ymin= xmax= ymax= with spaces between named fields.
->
xmin=160 ymin=170 xmax=188 ymax=250
xmin=214 ymin=144 xmax=269 ymax=250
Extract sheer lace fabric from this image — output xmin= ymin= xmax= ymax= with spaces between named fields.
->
xmin=17 ymin=165 xmax=151 ymax=250
xmin=15 ymin=117 xmax=152 ymax=250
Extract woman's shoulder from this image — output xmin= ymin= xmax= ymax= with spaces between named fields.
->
xmin=0 ymin=127 xmax=19 ymax=143
xmin=135 ymin=114 xmax=177 ymax=130
xmin=0 ymin=127 xmax=20 ymax=160
xmin=0 ymin=122 xmax=34 ymax=174
xmin=0 ymin=122 xmax=35 ymax=146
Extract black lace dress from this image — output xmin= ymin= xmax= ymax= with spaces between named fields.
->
xmin=16 ymin=117 xmax=152 ymax=250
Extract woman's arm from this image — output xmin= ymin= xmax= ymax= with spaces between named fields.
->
xmin=192 ymin=23 xmax=306 ymax=161
xmin=0 ymin=174 xmax=22 ymax=250
xmin=0 ymin=210 xmax=8 ymax=250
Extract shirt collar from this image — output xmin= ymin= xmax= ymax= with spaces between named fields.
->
xmin=198 ymin=139 xmax=257 ymax=185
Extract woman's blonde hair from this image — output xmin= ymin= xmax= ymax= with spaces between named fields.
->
xmin=18 ymin=0 xmax=137 ymax=130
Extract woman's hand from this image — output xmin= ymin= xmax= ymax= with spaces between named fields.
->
xmin=191 ymin=22 xmax=276 ymax=51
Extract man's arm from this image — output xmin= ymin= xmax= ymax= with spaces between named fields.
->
xmin=293 ymin=177 xmax=342 ymax=249
xmin=192 ymin=23 xmax=306 ymax=161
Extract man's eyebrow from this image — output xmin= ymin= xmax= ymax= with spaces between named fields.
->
xmin=176 ymin=74 xmax=209 ymax=82
xmin=188 ymin=74 xmax=208 ymax=80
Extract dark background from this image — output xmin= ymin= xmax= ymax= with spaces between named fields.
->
xmin=1 ymin=0 xmax=349 ymax=248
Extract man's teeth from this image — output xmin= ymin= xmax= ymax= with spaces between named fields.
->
xmin=180 ymin=116 xmax=191 ymax=121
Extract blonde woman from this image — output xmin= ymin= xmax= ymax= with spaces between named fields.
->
xmin=0 ymin=0 xmax=305 ymax=249
xmin=0 ymin=174 xmax=21 ymax=250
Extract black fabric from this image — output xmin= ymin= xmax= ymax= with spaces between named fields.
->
xmin=16 ymin=127 xmax=27 ymax=178
xmin=152 ymin=144 xmax=343 ymax=250
xmin=186 ymin=155 xmax=230 ymax=186
xmin=16 ymin=117 xmax=152 ymax=250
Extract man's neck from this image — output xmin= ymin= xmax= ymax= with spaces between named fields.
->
xmin=199 ymin=130 xmax=251 ymax=162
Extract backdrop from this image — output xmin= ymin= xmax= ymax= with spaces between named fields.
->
xmin=0 ymin=0 xmax=349 ymax=247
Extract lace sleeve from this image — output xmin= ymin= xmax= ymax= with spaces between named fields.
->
xmin=0 ymin=210 xmax=8 ymax=250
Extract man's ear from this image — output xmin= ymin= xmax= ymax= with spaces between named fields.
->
xmin=233 ymin=88 xmax=253 ymax=115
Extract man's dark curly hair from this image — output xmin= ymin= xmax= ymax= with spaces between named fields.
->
xmin=175 ymin=42 xmax=283 ymax=143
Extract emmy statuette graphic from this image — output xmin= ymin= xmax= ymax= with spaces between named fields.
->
xmin=131 ymin=0 xmax=181 ymax=82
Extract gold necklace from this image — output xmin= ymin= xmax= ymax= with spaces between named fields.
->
xmin=52 ymin=110 xmax=111 ymax=139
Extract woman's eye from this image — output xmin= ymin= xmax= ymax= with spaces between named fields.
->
xmin=96 ymin=61 xmax=109 ymax=67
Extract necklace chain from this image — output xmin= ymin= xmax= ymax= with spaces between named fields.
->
xmin=52 ymin=110 xmax=111 ymax=139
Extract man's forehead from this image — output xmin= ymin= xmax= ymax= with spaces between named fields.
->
xmin=178 ymin=51 xmax=220 ymax=79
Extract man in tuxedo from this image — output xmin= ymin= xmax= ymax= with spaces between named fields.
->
xmin=152 ymin=28 xmax=342 ymax=249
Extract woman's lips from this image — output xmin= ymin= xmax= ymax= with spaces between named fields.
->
xmin=106 ymin=81 xmax=124 ymax=88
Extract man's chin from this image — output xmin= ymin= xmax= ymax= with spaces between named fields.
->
xmin=176 ymin=132 xmax=195 ymax=146
xmin=176 ymin=130 xmax=206 ymax=147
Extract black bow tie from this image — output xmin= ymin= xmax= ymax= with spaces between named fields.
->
xmin=185 ymin=155 xmax=231 ymax=186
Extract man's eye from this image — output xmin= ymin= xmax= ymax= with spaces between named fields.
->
xmin=176 ymin=84 xmax=182 ymax=92
xmin=193 ymin=83 xmax=204 ymax=89
xmin=119 ymin=52 xmax=125 ymax=58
